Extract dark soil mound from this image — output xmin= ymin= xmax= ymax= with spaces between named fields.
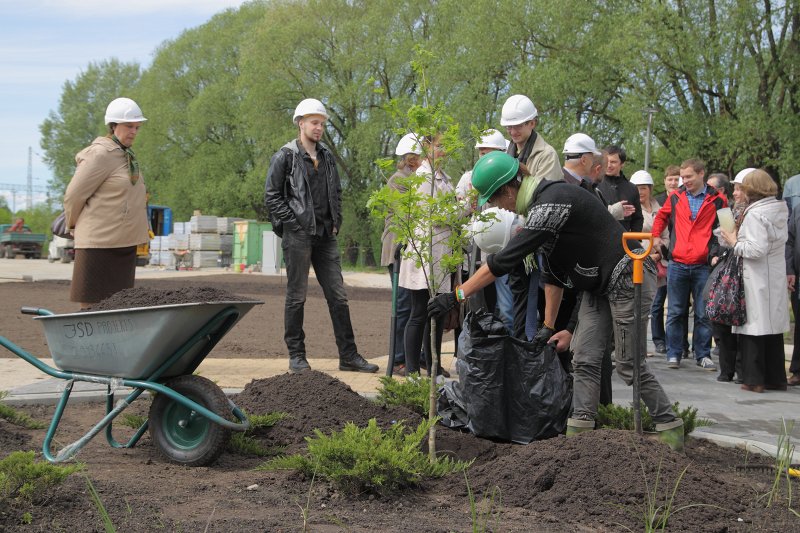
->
xmin=90 ymin=286 xmax=253 ymax=311
xmin=235 ymin=370 xmax=421 ymax=449
xmin=461 ymin=429 xmax=776 ymax=531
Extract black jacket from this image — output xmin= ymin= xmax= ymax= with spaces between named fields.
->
xmin=488 ymin=180 xmax=634 ymax=296
xmin=264 ymin=139 xmax=342 ymax=237
xmin=598 ymin=173 xmax=643 ymax=232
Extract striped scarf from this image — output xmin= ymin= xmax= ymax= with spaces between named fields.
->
xmin=109 ymin=135 xmax=140 ymax=185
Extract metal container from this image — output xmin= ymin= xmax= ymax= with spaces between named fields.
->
xmin=35 ymin=301 xmax=262 ymax=379
xmin=233 ymin=221 xmax=272 ymax=267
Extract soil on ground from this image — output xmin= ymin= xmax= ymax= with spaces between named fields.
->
xmin=0 ymin=275 xmax=391 ymax=360
xmin=0 ymin=277 xmax=797 ymax=531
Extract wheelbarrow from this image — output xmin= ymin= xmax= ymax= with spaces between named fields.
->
xmin=0 ymin=299 xmax=263 ymax=467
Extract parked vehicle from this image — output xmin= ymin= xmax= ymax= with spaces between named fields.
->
xmin=0 ymin=224 xmax=45 ymax=259
xmin=47 ymin=236 xmax=75 ymax=263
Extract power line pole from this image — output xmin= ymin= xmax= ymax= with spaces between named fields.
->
xmin=643 ymin=108 xmax=657 ymax=172
xmin=27 ymin=146 xmax=33 ymax=210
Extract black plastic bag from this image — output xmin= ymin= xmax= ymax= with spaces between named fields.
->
xmin=438 ymin=309 xmax=572 ymax=444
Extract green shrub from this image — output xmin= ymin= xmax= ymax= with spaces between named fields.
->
xmin=0 ymin=392 xmax=45 ymax=429
xmin=258 ymin=418 xmax=468 ymax=496
xmin=0 ymin=451 xmax=83 ymax=506
xmin=376 ymin=374 xmax=431 ymax=416
xmin=596 ymin=402 xmax=712 ymax=435
xmin=228 ymin=411 xmax=289 ymax=457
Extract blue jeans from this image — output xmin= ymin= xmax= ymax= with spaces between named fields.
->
xmin=281 ymin=228 xmax=358 ymax=359
xmin=665 ymin=261 xmax=711 ymax=361
xmin=650 ymin=284 xmax=666 ymax=346
xmin=525 ymin=269 xmax=540 ymax=341
xmin=494 ymin=274 xmax=514 ymax=334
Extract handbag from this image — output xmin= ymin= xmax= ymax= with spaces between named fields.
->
xmin=51 ymin=212 xmax=71 ymax=239
xmin=704 ymin=251 xmax=746 ymax=326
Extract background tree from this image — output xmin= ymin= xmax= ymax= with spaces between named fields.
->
xmin=39 ymin=59 xmax=141 ymax=195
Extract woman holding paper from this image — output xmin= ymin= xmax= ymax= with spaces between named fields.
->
xmin=719 ymin=169 xmax=789 ymax=392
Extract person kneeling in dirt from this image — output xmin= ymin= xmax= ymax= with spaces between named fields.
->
xmin=427 ymin=152 xmax=684 ymax=452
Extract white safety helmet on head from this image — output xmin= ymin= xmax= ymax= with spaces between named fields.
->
xmin=104 ymin=97 xmax=147 ymax=125
xmin=630 ymin=170 xmax=654 ymax=186
xmin=562 ymin=133 xmax=601 ymax=156
xmin=395 ymin=133 xmax=422 ymax=156
xmin=475 ymin=129 xmax=508 ymax=150
xmin=470 ymin=207 xmax=523 ymax=254
xmin=293 ymin=98 xmax=329 ymax=125
xmin=733 ymin=167 xmax=756 ymax=184
xmin=500 ymin=94 xmax=538 ymax=126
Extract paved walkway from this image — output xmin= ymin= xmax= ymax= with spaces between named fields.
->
xmin=1 ymin=259 xmax=799 ymax=461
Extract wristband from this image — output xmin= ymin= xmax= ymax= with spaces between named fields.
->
xmin=454 ymin=286 xmax=465 ymax=303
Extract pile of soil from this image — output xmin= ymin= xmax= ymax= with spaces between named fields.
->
xmin=89 ymin=286 xmax=254 ymax=311
xmin=1 ymin=371 xmax=796 ymax=531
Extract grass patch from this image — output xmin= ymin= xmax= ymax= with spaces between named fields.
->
xmin=119 ymin=414 xmax=147 ymax=430
xmin=257 ymin=418 xmax=468 ymax=496
xmin=0 ymin=451 xmax=83 ymax=519
xmin=596 ymin=401 xmax=712 ymax=435
xmin=376 ymin=374 xmax=431 ymax=416
xmin=0 ymin=392 xmax=45 ymax=429
xmin=228 ymin=411 xmax=290 ymax=457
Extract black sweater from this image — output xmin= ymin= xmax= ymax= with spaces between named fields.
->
xmin=487 ymin=180 xmax=632 ymax=296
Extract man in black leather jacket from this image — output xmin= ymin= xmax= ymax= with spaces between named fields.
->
xmin=264 ymin=98 xmax=377 ymax=374
xmin=599 ymin=145 xmax=643 ymax=232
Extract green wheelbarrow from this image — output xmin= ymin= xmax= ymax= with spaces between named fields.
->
xmin=0 ymin=300 xmax=263 ymax=467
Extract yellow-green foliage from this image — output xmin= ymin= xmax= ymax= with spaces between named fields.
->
xmin=258 ymin=418 xmax=468 ymax=496
xmin=0 ymin=451 xmax=83 ymax=505
xmin=0 ymin=393 xmax=45 ymax=429
xmin=597 ymin=402 xmax=712 ymax=435
xmin=228 ymin=411 xmax=290 ymax=457
xmin=376 ymin=374 xmax=431 ymax=416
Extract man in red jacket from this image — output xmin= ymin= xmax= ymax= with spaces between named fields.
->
xmin=652 ymin=159 xmax=727 ymax=370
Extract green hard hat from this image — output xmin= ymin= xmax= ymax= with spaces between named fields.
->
xmin=471 ymin=151 xmax=520 ymax=206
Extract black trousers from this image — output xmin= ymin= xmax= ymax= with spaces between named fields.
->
xmin=712 ymin=322 xmax=742 ymax=380
xmin=404 ymin=289 xmax=444 ymax=375
xmin=738 ymin=333 xmax=787 ymax=388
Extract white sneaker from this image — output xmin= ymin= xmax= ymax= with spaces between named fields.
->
xmin=697 ymin=357 xmax=717 ymax=371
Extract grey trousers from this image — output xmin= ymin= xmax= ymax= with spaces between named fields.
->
xmin=571 ymin=270 xmax=674 ymax=423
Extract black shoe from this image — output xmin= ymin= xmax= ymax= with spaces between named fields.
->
xmin=289 ymin=354 xmax=310 ymax=373
xmin=654 ymin=342 xmax=667 ymax=355
xmin=716 ymin=374 xmax=732 ymax=382
xmin=339 ymin=353 xmax=379 ymax=373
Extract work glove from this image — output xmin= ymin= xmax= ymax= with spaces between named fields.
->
xmin=427 ymin=292 xmax=457 ymax=319
xmin=531 ymin=326 xmax=555 ymax=354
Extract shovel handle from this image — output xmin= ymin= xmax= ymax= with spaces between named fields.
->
xmin=621 ymin=232 xmax=654 ymax=259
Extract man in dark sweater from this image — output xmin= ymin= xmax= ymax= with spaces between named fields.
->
xmin=428 ymin=152 xmax=684 ymax=450
xmin=599 ymin=145 xmax=643 ymax=232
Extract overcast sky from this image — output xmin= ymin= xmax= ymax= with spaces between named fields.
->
xmin=0 ymin=0 xmax=249 ymax=210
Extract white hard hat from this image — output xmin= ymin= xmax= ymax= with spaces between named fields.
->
xmin=630 ymin=170 xmax=654 ymax=186
xmin=733 ymin=167 xmax=756 ymax=184
xmin=475 ymin=129 xmax=508 ymax=150
xmin=395 ymin=133 xmax=422 ymax=156
xmin=104 ymin=97 xmax=147 ymax=125
xmin=293 ymin=98 xmax=329 ymax=124
xmin=500 ymin=94 xmax=538 ymax=126
xmin=562 ymin=133 xmax=601 ymax=156
xmin=470 ymin=207 xmax=522 ymax=254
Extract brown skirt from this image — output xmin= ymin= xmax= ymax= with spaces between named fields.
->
xmin=70 ymin=247 xmax=137 ymax=304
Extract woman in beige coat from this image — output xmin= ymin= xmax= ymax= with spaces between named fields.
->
xmin=64 ymin=97 xmax=149 ymax=309
xmin=398 ymin=135 xmax=454 ymax=376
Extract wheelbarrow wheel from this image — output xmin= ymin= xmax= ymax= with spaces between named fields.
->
xmin=148 ymin=375 xmax=232 ymax=467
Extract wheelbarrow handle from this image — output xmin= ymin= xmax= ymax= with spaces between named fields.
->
xmin=20 ymin=307 xmax=54 ymax=316
xmin=621 ymin=232 xmax=654 ymax=260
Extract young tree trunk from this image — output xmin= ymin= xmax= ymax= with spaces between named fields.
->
xmin=428 ymin=318 xmax=438 ymax=462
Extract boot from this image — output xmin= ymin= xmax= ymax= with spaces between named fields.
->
xmin=339 ymin=353 xmax=379 ymax=373
xmin=656 ymin=418 xmax=684 ymax=453
xmin=566 ymin=418 xmax=595 ymax=436
xmin=289 ymin=353 xmax=310 ymax=373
